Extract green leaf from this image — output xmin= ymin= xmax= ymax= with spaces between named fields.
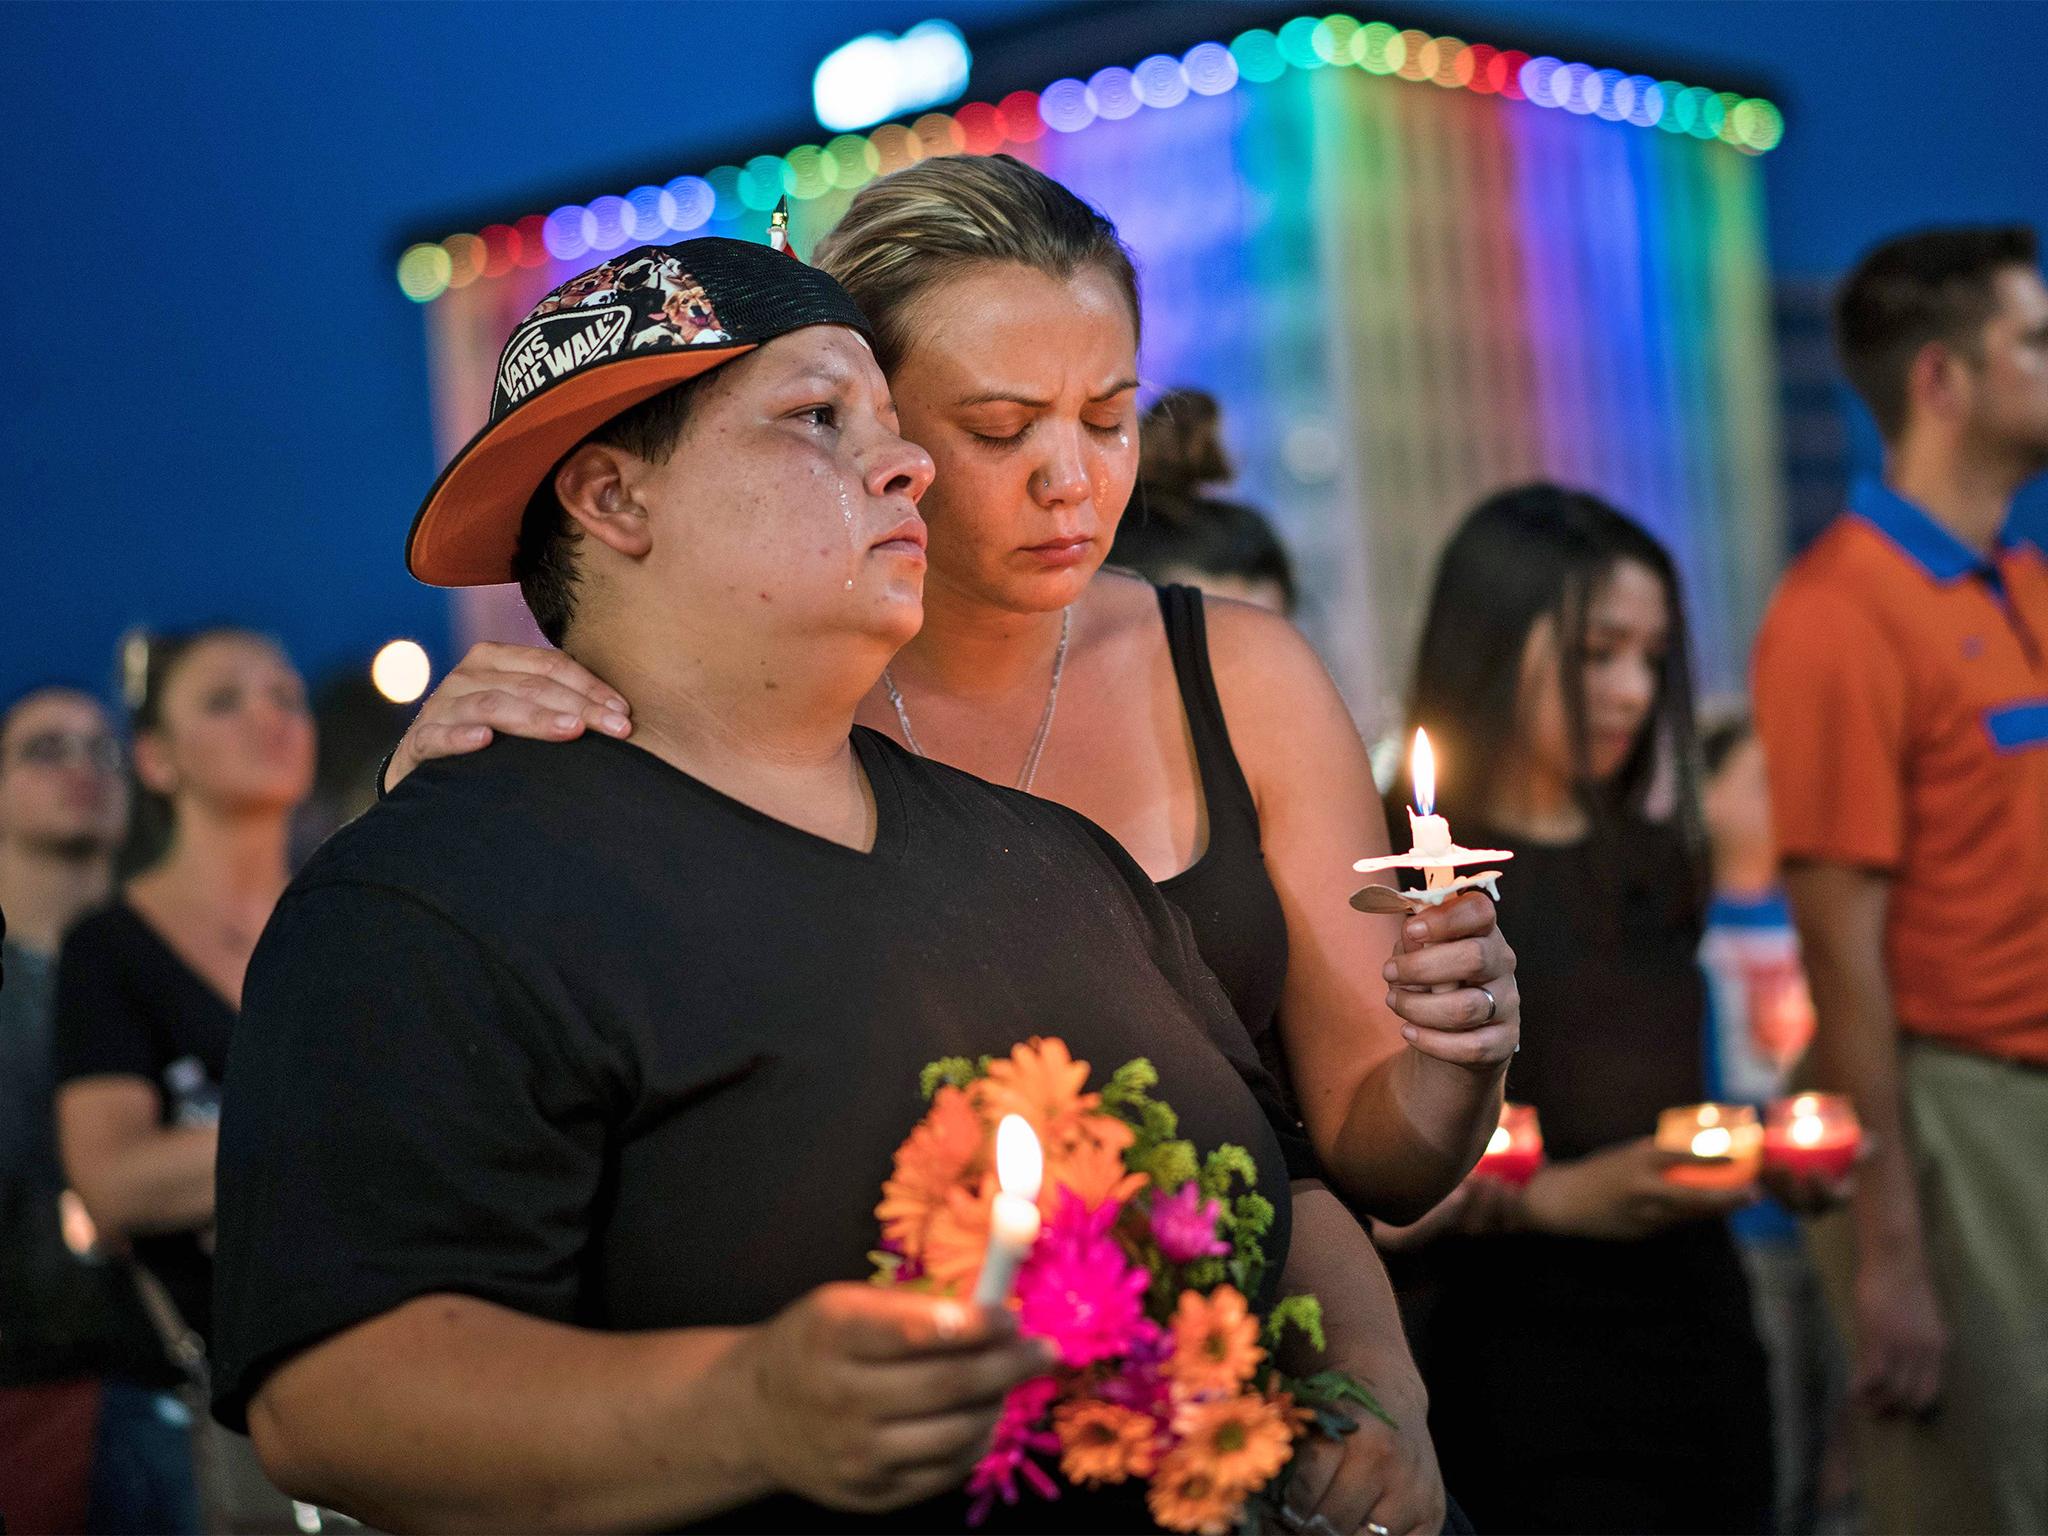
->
xmin=1291 ymin=1369 xmax=1397 ymax=1429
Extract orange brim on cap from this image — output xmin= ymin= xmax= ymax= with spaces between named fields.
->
xmin=405 ymin=343 xmax=755 ymax=587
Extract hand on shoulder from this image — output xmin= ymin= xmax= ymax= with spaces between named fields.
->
xmin=385 ymin=643 xmax=633 ymax=792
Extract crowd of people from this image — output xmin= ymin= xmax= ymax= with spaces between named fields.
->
xmin=0 ymin=149 xmax=2041 ymax=1536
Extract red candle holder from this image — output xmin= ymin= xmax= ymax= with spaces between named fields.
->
xmin=1763 ymin=1092 xmax=1862 ymax=1181
xmin=1656 ymin=1103 xmax=1762 ymax=1189
xmin=1473 ymin=1102 xmax=1544 ymax=1187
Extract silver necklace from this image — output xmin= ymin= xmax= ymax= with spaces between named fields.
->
xmin=883 ymin=607 xmax=1071 ymax=793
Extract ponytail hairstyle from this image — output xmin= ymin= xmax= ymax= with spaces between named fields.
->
xmin=1137 ymin=388 xmax=1232 ymax=499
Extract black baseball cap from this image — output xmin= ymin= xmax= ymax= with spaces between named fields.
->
xmin=407 ymin=236 xmax=872 ymax=587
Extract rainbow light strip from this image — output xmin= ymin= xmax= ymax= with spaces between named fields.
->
xmin=395 ymin=12 xmax=1784 ymax=302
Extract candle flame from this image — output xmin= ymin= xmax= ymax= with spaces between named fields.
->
xmin=1692 ymin=1126 xmax=1734 ymax=1158
xmin=1793 ymin=1093 xmax=1819 ymax=1117
xmin=995 ymin=1114 xmax=1043 ymax=1202
xmin=1486 ymin=1125 xmax=1512 ymax=1155
xmin=1412 ymin=728 xmax=1436 ymax=816
xmin=1791 ymin=1116 xmax=1824 ymax=1147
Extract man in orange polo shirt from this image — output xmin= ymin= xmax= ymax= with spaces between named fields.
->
xmin=1755 ymin=225 xmax=2048 ymax=1534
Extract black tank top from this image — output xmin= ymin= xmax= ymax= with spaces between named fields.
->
xmin=1153 ymin=586 xmax=1294 ymax=1094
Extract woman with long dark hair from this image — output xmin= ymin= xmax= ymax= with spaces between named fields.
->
xmin=1380 ymin=484 xmax=1775 ymax=1534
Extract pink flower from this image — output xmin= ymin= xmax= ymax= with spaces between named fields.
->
xmin=1149 ymin=1182 xmax=1230 ymax=1264
xmin=1016 ymin=1193 xmax=1152 ymax=1368
xmin=966 ymin=1376 xmax=1062 ymax=1525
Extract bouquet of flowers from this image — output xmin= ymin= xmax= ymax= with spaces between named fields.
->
xmin=872 ymin=1037 xmax=1385 ymax=1534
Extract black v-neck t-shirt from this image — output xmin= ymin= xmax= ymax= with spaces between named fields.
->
xmin=53 ymin=899 xmax=236 ymax=1344
xmin=212 ymin=729 xmax=1293 ymax=1530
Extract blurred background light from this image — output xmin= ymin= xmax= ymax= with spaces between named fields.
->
xmin=400 ymin=10 xmax=1791 ymax=300
xmin=812 ymin=18 xmax=970 ymax=133
xmin=1038 ymin=76 xmax=1094 ymax=132
xmin=1182 ymin=41 xmax=1238 ymax=95
xmin=370 ymin=640 xmax=431 ymax=704
xmin=395 ymin=242 xmax=451 ymax=303
xmin=1087 ymin=65 xmax=1139 ymax=120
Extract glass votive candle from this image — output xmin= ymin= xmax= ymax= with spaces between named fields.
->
xmin=1763 ymin=1092 xmax=1862 ymax=1180
xmin=1473 ymin=1102 xmax=1545 ymax=1187
xmin=1655 ymin=1102 xmax=1762 ymax=1189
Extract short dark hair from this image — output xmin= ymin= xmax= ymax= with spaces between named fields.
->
xmin=513 ymin=374 xmax=712 ymax=646
xmin=1835 ymin=225 xmax=2039 ymax=441
xmin=0 ymin=682 xmax=105 ymax=760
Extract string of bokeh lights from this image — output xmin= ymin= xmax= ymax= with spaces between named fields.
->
xmin=397 ymin=13 xmax=1785 ymax=303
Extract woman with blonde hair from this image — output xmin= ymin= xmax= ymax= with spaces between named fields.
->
xmin=393 ymin=155 xmax=1520 ymax=1532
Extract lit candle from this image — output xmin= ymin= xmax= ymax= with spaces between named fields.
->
xmin=1655 ymin=1103 xmax=1763 ymax=1189
xmin=972 ymin=1114 xmax=1044 ymax=1307
xmin=1763 ymin=1092 xmax=1861 ymax=1181
xmin=1473 ymin=1102 xmax=1545 ymax=1187
xmin=1408 ymin=729 xmax=1454 ymax=889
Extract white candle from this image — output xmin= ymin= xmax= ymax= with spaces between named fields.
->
xmin=972 ymin=1115 xmax=1043 ymax=1308
xmin=1409 ymin=729 xmax=1454 ymax=888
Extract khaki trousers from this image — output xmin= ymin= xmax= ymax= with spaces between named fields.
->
xmin=1806 ymin=1039 xmax=2048 ymax=1534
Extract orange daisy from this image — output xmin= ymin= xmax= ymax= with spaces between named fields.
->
xmin=1054 ymin=1398 xmax=1161 ymax=1485
xmin=920 ymin=1174 xmax=996 ymax=1293
xmin=1044 ymin=1120 xmax=1145 ymax=1212
xmin=1166 ymin=1285 xmax=1265 ymax=1396
xmin=874 ymin=1085 xmax=988 ymax=1262
xmin=1145 ymin=1450 xmax=1243 ymax=1536
xmin=974 ymin=1037 xmax=1099 ymax=1146
xmin=1169 ymin=1391 xmax=1303 ymax=1494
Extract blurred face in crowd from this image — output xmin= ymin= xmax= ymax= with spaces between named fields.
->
xmin=1962 ymin=265 xmax=2048 ymax=471
xmin=0 ymin=689 xmax=127 ymax=855
xmin=563 ymin=326 xmax=935 ymax=656
xmin=135 ymin=636 xmax=315 ymax=817
xmin=1515 ymin=558 xmax=1670 ymax=789
xmin=886 ymin=262 xmax=1141 ymax=615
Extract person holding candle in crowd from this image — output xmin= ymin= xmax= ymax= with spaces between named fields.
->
xmin=386 ymin=156 xmax=1525 ymax=1528
xmin=1697 ymin=708 xmax=1850 ymax=1536
xmin=1370 ymin=485 xmax=1777 ymax=1534
xmin=208 ymin=235 xmax=1459 ymax=1535
xmin=1753 ymin=225 xmax=2048 ymax=1535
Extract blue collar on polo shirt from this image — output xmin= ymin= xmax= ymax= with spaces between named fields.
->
xmin=1848 ymin=476 xmax=2017 ymax=585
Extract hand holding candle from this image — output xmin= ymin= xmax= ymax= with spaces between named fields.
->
xmin=1353 ymin=729 xmax=1513 ymax=912
xmin=1655 ymin=1103 xmax=1763 ymax=1189
xmin=1763 ymin=1092 xmax=1862 ymax=1181
xmin=972 ymin=1114 xmax=1043 ymax=1308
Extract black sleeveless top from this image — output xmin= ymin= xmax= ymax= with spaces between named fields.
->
xmin=1153 ymin=586 xmax=1295 ymax=1097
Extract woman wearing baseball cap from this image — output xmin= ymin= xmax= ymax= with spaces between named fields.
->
xmin=210 ymin=234 xmax=1384 ymax=1532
